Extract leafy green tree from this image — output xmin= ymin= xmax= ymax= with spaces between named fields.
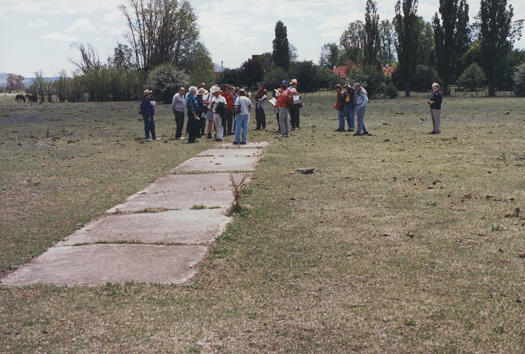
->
xmin=256 ymin=53 xmax=274 ymax=72
xmin=263 ymin=67 xmax=288 ymax=91
xmin=433 ymin=0 xmax=470 ymax=94
xmin=513 ymin=62 xmax=525 ymax=96
xmin=187 ymin=42 xmax=214 ymax=85
xmin=239 ymin=58 xmax=264 ymax=88
xmin=479 ymin=0 xmax=518 ymax=96
xmin=146 ymin=63 xmax=190 ymax=104
xmin=364 ymin=0 xmax=380 ymax=66
xmin=319 ymin=43 xmax=340 ymax=69
xmin=348 ymin=65 xmax=386 ymax=98
xmin=457 ymin=63 xmax=486 ymax=90
xmin=120 ymin=0 xmax=199 ymax=71
xmin=272 ymin=21 xmax=291 ymax=71
xmin=340 ymin=21 xmax=365 ymax=64
xmin=29 ymin=71 xmax=46 ymax=102
xmin=289 ymin=61 xmax=319 ymax=92
xmin=394 ymin=0 xmax=420 ymax=96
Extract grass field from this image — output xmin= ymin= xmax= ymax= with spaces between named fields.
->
xmin=1 ymin=92 xmax=524 ymax=352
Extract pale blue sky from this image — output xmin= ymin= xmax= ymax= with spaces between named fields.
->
xmin=0 ymin=0 xmax=523 ymax=77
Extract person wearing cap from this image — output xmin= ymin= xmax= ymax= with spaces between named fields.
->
xmin=140 ymin=89 xmax=159 ymax=140
xmin=254 ymin=82 xmax=267 ymax=130
xmin=186 ymin=86 xmax=200 ymax=143
xmin=342 ymin=84 xmax=355 ymax=132
xmin=233 ymin=89 xmax=252 ymax=145
xmin=334 ymin=84 xmax=345 ymax=132
xmin=221 ymin=85 xmax=235 ymax=136
xmin=210 ymin=86 xmax=227 ymax=141
xmin=196 ymin=87 xmax=208 ymax=137
xmin=428 ymin=83 xmax=442 ymax=134
xmin=289 ymin=87 xmax=302 ymax=130
xmin=171 ymin=87 xmax=186 ymax=140
xmin=353 ymin=83 xmax=371 ymax=136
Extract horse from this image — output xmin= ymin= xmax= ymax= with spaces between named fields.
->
xmin=25 ymin=94 xmax=37 ymax=103
xmin=15 ymin=94 xmax=26 ymax=103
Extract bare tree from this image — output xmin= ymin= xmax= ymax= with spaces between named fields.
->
xmin=71 ymin=43 xmax=101 ymax=73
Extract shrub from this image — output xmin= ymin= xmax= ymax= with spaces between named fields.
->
xmin=263 ymin=67 xmax=288 ymax=91
xmin=382 ymin=82 xmax=399 ymax=98
xmin=457 ymin=63 xmax=486 ymax=91
xmin=513 ymin=63 xmax=525 ymax=97
xmin=412 ymin=65 xmax=441 ymax=91
xmin=146 ymin=63 xmax=190 ymax=104
xmin=349 ymin=65 xmax=386 ymax=98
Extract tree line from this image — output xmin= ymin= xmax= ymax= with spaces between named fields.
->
xmin=2 ymin=0 xmax=525 ymax=100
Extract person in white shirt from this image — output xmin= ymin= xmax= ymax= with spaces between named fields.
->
xmin=171 ymin=87 xmax=186 ymax=140
xmin=233 ymin=89 xmax=252 ymax=145
xmin=209 ymin=86 xmax=227 ymax=141
xmin=289 ymin=87 xmax=302 ymax=130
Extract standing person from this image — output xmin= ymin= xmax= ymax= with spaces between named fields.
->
xmin=289 ymin=88 xmax=302 ymax=130
xmin=210 ymin=86 xmax=227 ymax=141
xmin=276 ymin=83 xmax=292 ymax=138
xmin=233 ymin=89 xmax=252 ymax=145
xmin=171 ymin=87 xmax=186 ymax=140
xmin=204 ymin=87 xmax=215 ymax=139
xmin=353 ymin=83 xmax=371 ymax=136
xmin=334 ymin=84 xmax=345 ymax=132
xmin=196 ymin=88 xmax=207 ymax=137
xmin=186 ymin=86 xmax=200 ymax=143
xmin=140 ymin=90 xmax=159 ymax=141
xmin=342 ymin=84 xmax=355 ymax=132
xmin=428 ymin=83 xmax=443 ymax=134
xmin=254 ymin=82 xmax=268 ymax=130
xmin=221 ymin=85 xmax=235 ymax=136
xmin=290 ymin=78 xmax=298 ymax=90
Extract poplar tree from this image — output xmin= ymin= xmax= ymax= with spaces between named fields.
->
xmin=479 ymin=0 xmax=516 ymax=96
xmin=433 ymin=0 xmax=470 ymax=94
xmin=394 ymin=0 xmax=420 ymax=96
xmin=272 ymin=21 xmax=291 ymax=71
xmin=364 ymin=0 xmax=381 ymax=66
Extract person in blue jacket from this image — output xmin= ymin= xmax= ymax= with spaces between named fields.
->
xmin=186 ymin=86 xmax=200 ymax=143
xmin=140 ymin=89 xmax=158 ymax=140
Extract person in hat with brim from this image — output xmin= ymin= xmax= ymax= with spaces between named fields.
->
xmin=196 ymin=87 xmax=208 ymax=137
xmin=254 ymin=82 xmax=268 ymax=130
xmin=140 ymin=89 xmax=159 ymax=140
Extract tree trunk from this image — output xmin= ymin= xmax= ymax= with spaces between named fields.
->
xmin=404 ymin=87 xmax=410 ymax=97
xmin=488 ymin=85 xmax=496 ymax=97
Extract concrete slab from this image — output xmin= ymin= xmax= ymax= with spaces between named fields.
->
xmin=108 ymin=173 xmax=251 ymax=213
xmin=1 ymin=244 xmax=208 ymax=286
xmin=197 ymin=148 xmax=263 ymax=158
xmin=58 ymin=209 xmax=231 ymax=246
xmin=217 ymin=141 xmax=270 ymax=149
xmin=172 ymin=156 xmax=259 ymax=173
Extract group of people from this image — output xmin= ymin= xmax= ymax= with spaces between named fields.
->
xmin=333 ymin=82 xmax=371 ymax=136
xmin=333 ymin=81 xmax=443 ymax=135
xmin=139 ymin=79 xmax=304 ymax=144
xmin=139 ymin=79 xmax=443 ymax=144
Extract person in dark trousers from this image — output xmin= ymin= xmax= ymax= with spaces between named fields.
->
xmin=428 ymin=83 xmax=443 ymax=134
xmin=342 ymin=84 xmax=355 ymax=131
xmin=186 ymin=86 xmax=200 ymax=143
xmin=196 ymin=88 xmax=207 ymax=137
xmin=289 ymin=88 xmax=302 ymax=130
xmin=254 ymin=82 xmax=267 ymax=130
xmin=140 ymin=89 xmax=159 ymax=140
xmin=171 ymin=87 xmax=186 ymax=140
xmin=221 ymin=85 xmax=235 ymax=135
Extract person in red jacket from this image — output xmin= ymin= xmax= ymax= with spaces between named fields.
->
xmin=334 ymin=84 xmax=345 ymax=132
xmin=277 ymin=83 xmax=292 ymax=137
xmin=221 ymin=85 xmax=235 ymax=135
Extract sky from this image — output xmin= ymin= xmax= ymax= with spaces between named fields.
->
xmin=0 ymin=0 xmax=524 ymax=77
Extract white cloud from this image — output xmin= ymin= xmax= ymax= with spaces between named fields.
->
xmin=26 ymin=19 xmax=49 ymax=28
xmin=67 ymin=18 xmax=96 ymax=33
xmin=42 ymin=33 xmax=78 ymax=42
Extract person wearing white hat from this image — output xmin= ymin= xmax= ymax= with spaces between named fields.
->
xmin=209 ymin=86 xmax=227 ymax=141
xmin=140 ymin=90 xmax=159 ymax=140
xmin=289 ymin=87 xmax=302 ymax=130
xmin=196 ymin=88 xmax=208 ymax=137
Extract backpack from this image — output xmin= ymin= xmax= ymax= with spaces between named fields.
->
xmin=286 ymin=93 xmax=294 ymax=109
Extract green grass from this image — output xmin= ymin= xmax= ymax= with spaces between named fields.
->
xmin=1 ymin=92 xmax=525 ymax=352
